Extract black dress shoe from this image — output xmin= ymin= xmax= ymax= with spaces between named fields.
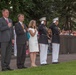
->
xmin=41 ymin=64 xmax=48 ymax=66
xmin=22 ymin=66 xmax=27 ymax=69
xmin=18 ymin=66 xmax=27 ymax=69
xmin=7 ymin=68 xmax=13 ymax=71
xmin=44 ymin=64 xmax=49 ymax=65
xmin=2 ymin=69 xmax=8 ymax=71
xmin=18 ymin=67 xmax=22 ymax=69
xmin=52 ymin=62 xmax=60 ymax=64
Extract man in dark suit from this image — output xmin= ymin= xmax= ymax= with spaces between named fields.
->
xmin=0 ymin=9 xmax=14 ymax=71
xmin=49 ymin=17 xmax=60 ymax=64
xmin=15 ymin=14 xmax=27 ymax=69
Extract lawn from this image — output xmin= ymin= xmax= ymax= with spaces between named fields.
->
xmin=0 ymin=61 xmax=76 ymax=75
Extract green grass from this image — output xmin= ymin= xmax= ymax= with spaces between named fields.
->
xmin=0 ymin=61 xmax=76 ymax=75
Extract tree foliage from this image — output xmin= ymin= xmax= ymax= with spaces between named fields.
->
xmin=0 ymin=0 xmax=76 ymax=29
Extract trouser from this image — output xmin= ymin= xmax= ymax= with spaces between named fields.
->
xmin=14 ymin=30 xmax=17 ymax=56
xmin=17 ymin=44 xmax=26 ymax=68
xmin=1 ymin=41 xmax=12 ymax=69
xmin=14 ymin=40 xmax=17 ymax=56
xmin=52 ymin=43 xmax=60 ymax=62
xmin=40 ymin=44 xmax=48 ymax=64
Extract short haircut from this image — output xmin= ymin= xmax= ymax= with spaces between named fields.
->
xmin=2 ymin=9 xmax=9 ymax=13
xmin=17 ymin=14 xmax=24 ymax=18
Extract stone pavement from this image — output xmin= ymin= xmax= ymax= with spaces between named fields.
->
xmin=0 ymin=54 xmax=76 ymax=71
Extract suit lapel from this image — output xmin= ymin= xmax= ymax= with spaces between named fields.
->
xmin=8 ymin=19 xmax=11 ymax=23
xmin=2 ymin=17 xmax=8 ymax=24
xmin=2 ymin=17 xmax=12 ymax=24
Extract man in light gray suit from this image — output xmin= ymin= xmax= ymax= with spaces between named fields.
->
xmin=0 ymin=9 xmax=14 ymax=71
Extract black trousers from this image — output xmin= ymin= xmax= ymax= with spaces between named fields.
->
xmin=1 ymin=41 xmax=12 ymax=69
xmin=17 ymin=43 xmax=26 ymax=68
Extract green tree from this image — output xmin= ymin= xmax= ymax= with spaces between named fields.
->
xmin=51 ymin=0 xmax=76 ymax=30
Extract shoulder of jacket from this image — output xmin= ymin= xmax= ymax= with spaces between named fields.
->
xmin=9 ymin=18 xmax=12 ymax=21
xmin=0 ymin=17 xmax=3 ymax=20
xmin=15 ymin=22 xmax=19 ymax=26
xmin=16 ymin=22 xmax=20 ymax=25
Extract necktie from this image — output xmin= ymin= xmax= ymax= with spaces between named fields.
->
xmin=22 ymin=23 xmax=24 ymax=29
xmin=6 ymin=19 xmax=9 ymax=24
xmin=22 ymin=23 xmax=26 ymax=32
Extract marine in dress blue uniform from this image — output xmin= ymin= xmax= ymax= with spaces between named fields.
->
xmin=49 ymin=17 xmax=60 ymax=64
xmin=38 ymin=17 xmax=48 ymax=65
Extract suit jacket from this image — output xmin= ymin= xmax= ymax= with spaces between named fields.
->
xmin=49 ymin=23 xmax=60 ymax=43
xmin=15 ymin=22 xmax=27 ymax=44
xmin=0 ymin=17 xmax=14 ymax=42
xmin=38 ymin=24 xmax=48 ymax=44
